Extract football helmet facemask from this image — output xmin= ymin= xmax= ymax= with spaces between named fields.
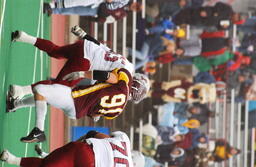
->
xmin=131 ymin=73 xmax=150 ymax=103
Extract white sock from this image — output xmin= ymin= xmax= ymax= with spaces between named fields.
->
xmin=3 ymin=150 xmax=21 ymax=166
xmin=16 ymin=31 xmax=37 ymax=45
xmin=35 ymin=101 xmax=47 ymax=131
xmin=12 ymin=85 xmax=33 ymax=99
xmin=41 ymin=152 xmax=49 ymax=158
xmin=49 ymin=2 xmax=55 ymax=8
xmin=13 ymin=96 xmax=35 ymax=110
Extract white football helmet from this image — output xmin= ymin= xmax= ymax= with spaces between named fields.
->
xmin=131 ymin=73 xmax=150 ymax=103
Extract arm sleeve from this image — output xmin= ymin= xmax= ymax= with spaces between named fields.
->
xmin=112 ymin=68 xmax=131 ymax=84
xmin=83 ymin=34 xmax=101 ymax=46
xmin=111 ymin=131 xmax=130 ymax=142
xmin=83 ymin=33 xmax=111 ymax=51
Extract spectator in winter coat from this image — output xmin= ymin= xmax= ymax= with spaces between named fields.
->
xmin=146 ymin=19 xmax=186 ymax=40
xmin=149 ymin=80 xmax=216 ymax=103
xmin=174 ymin=102 xmax=214 ymax=125
xmin=156 ymin=125 xmax=185 ymax=145
xmin=155 ymin=144 xmax=186 ymax=166
xmin=191 ymin=133 xmax=208 ymax=149
xmin=128 ymin=34 xmax=178 ymax=70
xmin=175 ymin=128 xmax=200 ymax=150
xmin=178 ymin=31 xmax=229 ymax=58
xmin=211 ymin=52 xmax=251 ymax=81
xmin=210 ymin=139 xmax=241 ymax=162
xmin=173 ymin=2 xmax=241 ymax=30
xmin=238 ymin=16 xmax=256 ymax=34
xmin=43 ymin=1 xmax=141 ymax=23
xmin=194 ymin=72 xmax=216 ymax=84
xmin=159 ymin=0 xmax=189 ymax=18
xmin=239 ymin=33 xmax=256 ymax=56
xmin=173 ymin=51 xmax=232 ymax=70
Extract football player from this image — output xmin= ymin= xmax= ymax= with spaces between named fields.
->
xmin=0 ymin=131 xmax=137 ymax=167
xmin=46 ymin=0 xmax=129 ymax=10
xmin=10 ymin=26 xmax=134 ymax=99
xmin=34 ymin=145 xmax=145 ymax=167
xmin=6 ymin=68 xmax=150 ymax=143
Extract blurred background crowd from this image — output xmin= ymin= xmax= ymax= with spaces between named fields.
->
xmin=42 ymin=0 xmax=256 ymax=166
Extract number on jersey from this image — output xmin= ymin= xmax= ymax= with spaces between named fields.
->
xmin=104 ymin=51 xmax=126 ymax=65
xmin=110 ymin=142 xmax=129 ymax=167
xmin=100 ymin=94 xmax=126 ymax=108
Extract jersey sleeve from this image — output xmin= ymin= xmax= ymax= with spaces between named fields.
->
xmin=111 ymin=131 xmax=130 ymax=140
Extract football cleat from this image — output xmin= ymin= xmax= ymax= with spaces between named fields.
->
xmin=20 ymin=127 xmax=46 ymax=143
xmin=0 ymin=150 xmax=9 ymax=162
xmin=6 ymin=92 xmax=17 ymax=113
xmin=11 ymin=31 xmax=21 ymax=42
xmin=43 ymin=3 xmax=52 ymax=16
xmin=8 ymin=85 xmax=24 ymax=99
xmin=71 ymin=25 xmax=87 ymax=39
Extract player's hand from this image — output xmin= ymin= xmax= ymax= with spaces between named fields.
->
xmin=105 ymin=16 xmax=116 ymax=24
xmin=93 ymin=116 xmax=101 ymax=122
xmin=62 ymin=71 xmax=85 ymax=81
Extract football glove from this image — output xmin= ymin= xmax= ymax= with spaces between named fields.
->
xmin=62 ymin=71 xmax=85 ymax=81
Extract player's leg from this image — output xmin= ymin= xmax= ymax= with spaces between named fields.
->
xmin=20 ymin=84 xmax=76 ymax=143
xmin=6 ymin=95 xmax=35 ymax=112
xmin=35 ymin=145 xmax=49 ymax=158
xmin=19 ymin=91 xmax=47 ymax=143
xmin=8 ymin=84 xmax=33 ymax=99
xmin=0 ymin=150 xmax=43 ymax=167
xmin=54 ymin=54 xmax=90 ymax=85
xmin=11 ymin=30 xmax=84 ymax=59
xmin=7 ymin=80 xmax=55 ymax=100
xmin=6 ymin=80 xmax=54 ymax=111
xmin=42 ymin=142 xmax=95 ymax=167
xmin=0 ymin=150 xmax=22 ymax=166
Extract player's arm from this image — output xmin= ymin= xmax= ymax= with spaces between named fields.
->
xmin=76 ymin=131 xmax=111 ymax=142
xmin=62 ymin=70 xmax=118 ymax=84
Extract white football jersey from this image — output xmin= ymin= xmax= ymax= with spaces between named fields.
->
xmin=63 ymin=0 xmax=103 ymax=8
xmin=86 ymin=131 xmax=134 ymax=167
xmin=84 ymin=40 xmax=134 ymax=75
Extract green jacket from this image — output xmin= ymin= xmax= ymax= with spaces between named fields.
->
xmin=193 ymin=51 xmax=234 ymax=72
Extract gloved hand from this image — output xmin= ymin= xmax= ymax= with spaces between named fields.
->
xmin=93 ymin=116 xmax=101 ymax=122
xmin=62 ymin=71 xmax=85 ymax=81
xmin=105 ymin=15 xmax=116 ymax=24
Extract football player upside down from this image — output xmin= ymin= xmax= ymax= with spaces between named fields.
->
xmin=7 ymin=26 xmax=150 ymax=143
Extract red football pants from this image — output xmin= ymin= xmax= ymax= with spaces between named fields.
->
xmin=32 ymin=38 xmax=91 ymax=88
xmin=20 ymin=142 xmax=95 ymax=167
